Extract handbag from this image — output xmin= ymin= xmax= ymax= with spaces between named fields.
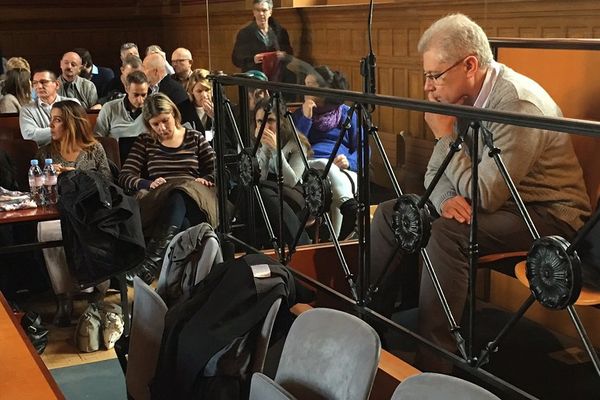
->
xmin=75 ymin=302 xmax=125 ymax=352
xmin=20 ymin=311 xmax=49 ymax=354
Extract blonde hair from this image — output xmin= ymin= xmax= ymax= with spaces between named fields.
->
xmin=51 ymin=101 xmax=97 ymax=156
xmin=142 ymin=93 xmax=182 ymax=139
xmin=186 ymin=68 xmax=211 ymax=99
xmin=6 ymin=57 xmax=30 ymax=72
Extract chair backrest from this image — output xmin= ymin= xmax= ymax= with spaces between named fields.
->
xmin=252 ymin=297 xmax=282 ymax=374
xmin=250 ymin=372 xmax=296 ymax=400
xmin=571 ymin=134 xmax=600 ymax=212
xmin=96 ymin=136 xmax=121 ymax=169
xmin=275 ymin=308 xmax=381 ymax=400
xmin=0 ymin=113 xmax=22 ymax=141
xmin=0 ymin=139 xmax=38 ymax=191
xmin=126 ymin=277 xmax=168 ymax=400
xmin=391 ymin=372 xmax=501 ymax=400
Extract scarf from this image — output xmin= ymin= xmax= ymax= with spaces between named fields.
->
xmin=312 ymin=105 xmax=342 ymax=132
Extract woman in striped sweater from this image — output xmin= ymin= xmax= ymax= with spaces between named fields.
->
xmin=118 ymin=93 xmax=217 ymax=284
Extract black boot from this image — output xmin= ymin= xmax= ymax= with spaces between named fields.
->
xmin=338 ymin=198 xmax=359 ymax=240
xmin=53 ymin=293 xmax=73 ymax=327
xmin=136 ymin=225 xmax=179 ymax=285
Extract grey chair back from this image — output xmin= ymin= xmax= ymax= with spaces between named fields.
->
xmin=391 ymin=372 xmax=501 ymax=400
xmin=275 ymin=308 xmax=381 ymax=400
xmin=126 ymin=277 xmax=168 ymax=400
xmin=250 ymin=372 xmax=296 ymax=400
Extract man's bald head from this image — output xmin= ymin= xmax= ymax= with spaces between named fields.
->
xmin=143 ymin=53 xmax=167 ymax=86
xmin=171 ymin=47 xmax=193 ymax=79
xmin=60 ymin=51 xmax=83 ymax=81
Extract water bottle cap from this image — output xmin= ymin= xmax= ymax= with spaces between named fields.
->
xmin=30 ymin=159 xmax=38 ymax=166
xmin=45 ymin=158 xmax=53 ymax=164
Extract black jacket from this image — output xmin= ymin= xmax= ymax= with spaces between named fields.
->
xmin=151 ymin=253 xmax=295 ymax=400
xmin=159 ymin=75 xmax=204 ymax=132
xmin=231 ymin=19 xmax=293 ymax=72
xmin=57 ymin=169 xmax=145 ymax=288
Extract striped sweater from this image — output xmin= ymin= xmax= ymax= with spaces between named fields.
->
xmin=118 ymin=129 xmax=215 ymax=191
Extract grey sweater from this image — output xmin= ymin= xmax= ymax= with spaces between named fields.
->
xmin=58 ymin=75 xmax=98 ymax=109
xmin=19 ymin=95 xmax=79 ymax=145
xmin=95 ymin=97 xmax=146 ymax=139
xmin=425 ymin=64 xmax=590 ymax=231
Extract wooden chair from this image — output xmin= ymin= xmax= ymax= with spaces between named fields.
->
xmin=0 ymin=113 xmax=23 ymax=141
xmin=96 ymin=136 xmax=121 ymax=169
xmin=0 ymin=139 xmax=39 ymax=191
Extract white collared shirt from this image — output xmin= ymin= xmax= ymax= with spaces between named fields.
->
xmin=473 ymin=60 xmax=501 ymax=109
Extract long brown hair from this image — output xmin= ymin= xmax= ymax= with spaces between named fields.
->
xmin=50 ymin=100 xmax=97 ymax=156
xmin=2 ymin=68 xmax=31 ymax=105
xmin=254 ymin=97 xmax=313 ymax=157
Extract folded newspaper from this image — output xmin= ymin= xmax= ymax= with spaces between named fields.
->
xmin=0 ymin=186 xmax=37 ymax=211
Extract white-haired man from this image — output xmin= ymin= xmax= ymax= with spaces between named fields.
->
xmin=370 ymin=13 xmax=591 ymax=371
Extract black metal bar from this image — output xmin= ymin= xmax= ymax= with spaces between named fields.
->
xmin=357 ymin=105 xmax=371 ymax=305
xmin=0 ymin=239 xmax=64 ymax=255
xmin=365 ymin=112 xmax=402 ymax=196
xmin=213 ymin=75 xmax=600 ymax=139
xmin=322 ymin=212 xmax=359 ymax=302
xmin=285 ymin=111 xmax=311 ymax=172
xmin=212 ymin=81 xmax=229 ymax=235
xmin=480 ymin=125 xmax=540 ymax=240
xmin=252 ymin=185 xmax=281 ymax=260
xmin=274 ymin=94 xmax=286 ymax=263
xmin=321 ymin=104 xmax=357 ymax=178
xmin=420 ymin=248 xmax=467 ymax=359
xmin=490 ymin=37 xmax=600 ymax=51
xmin=467 ymin=122 xmax=480 ymax=365
xmin=567 ymin=305 xmax=600 ymax=378
xmin=477 ymin=295 xmax=536 ymax=368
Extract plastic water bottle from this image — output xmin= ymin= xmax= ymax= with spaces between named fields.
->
xmin=28 ymin=159 xmax=45 ymax=206
xmin=43 ymin=158 xmax=58 ymax=205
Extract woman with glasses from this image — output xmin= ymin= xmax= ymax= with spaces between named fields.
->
xmin=293 ymin=65 xmax=360 ymax=241
xmin=36 ymin=100 xmax=112 ymax=326
xmin=118 ymin=93 xmax=217 ymax=284
xmin=0 ymin=68 xmax=31 ymax=113
xmin=231 ymin=0 xmax=293 ymax=77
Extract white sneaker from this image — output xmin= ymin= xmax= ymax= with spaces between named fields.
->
xmin=102 ymin=312 xmax=124 ymax=349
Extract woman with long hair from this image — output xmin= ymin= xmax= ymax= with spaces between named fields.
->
xmin=37 ymin=100 xmax=112 ymax=326
xmin=118 ymin=93 xmax=217 ymax=284
xmin=254 ymin=97 xmax=312 ymax=247
xmin=0 ymin=68 xmax=31 ymax=113
xmin=292 ymin=65 xmax=360 ymax=240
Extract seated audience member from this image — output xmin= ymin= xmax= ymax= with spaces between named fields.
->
xmin=73 ymin=47 xmax=115 ymax=99
xmin=118 ymin=93 xmax=217 ymax=284
xmin=20 ymin=70 xmax=78 ymax=145
xmin=36 ymin=100 xmax=112 ymax=326
xmin=254 ymin=97 xmax=312 ymax=247
xmin=143 ymin=52 xmax=203 ymax=131
xmin=146 ymin=45 xmax=175 ymax=75
xmin=170 ymin=47 xmax=194 ymax=88
xmin=370 ymin=13 xmax=591 ymax=372
xmin=99 ymin=54 xmax=144 ymax=105
xmin=57 ymin=51 xmax=98 ymax=109
xmin=0 ymin=56 xmax=31 ymax=96
xmin=120 ymin=42 xmax=139 ymax=63
xmin=292 ymin=66 xmax=359 ymax=240
xmin=95 ymin=70 xmax=148 ymax=140
xmin=0 ymin=68 xmax=31 ymax=113
xmin=187 ymin=69 xmax=213 ymax=131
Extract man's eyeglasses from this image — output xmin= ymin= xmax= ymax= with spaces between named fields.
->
xmin=32 ymin=79 xmax=55 ymax=87
xmin=423 ymin=57 xmax=466 ymax=84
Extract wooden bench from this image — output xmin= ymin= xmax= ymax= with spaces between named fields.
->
xmin=0 ymin=110 xmax=99 ymax=141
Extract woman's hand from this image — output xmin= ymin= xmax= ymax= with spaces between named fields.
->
xmin=302 ymin=98 xmax=316 ymax=119
xmin=333 ymin=154 xmax=349 ymax=170
xmin=200 ymin=98 xmax=214 ymax=119
xmin=260 ymin=128 xmax=277 ymax=150
xmin=253 ymin=53 xmax=265 ymax=64
xmin=195 ymin=177 xmax=214 ymax=187
xmin=54 ymin=164 xmax=75 ymax=175
xmin=150 ymin=177 xmax=167 ymax=190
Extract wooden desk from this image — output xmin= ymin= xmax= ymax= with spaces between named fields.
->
xmin=0 ymin=206 xmax=62 ymax=255
xmin=0 ymin=292 xmax=64 ymax=399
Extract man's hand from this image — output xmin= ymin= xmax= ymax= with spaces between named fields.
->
xmin=333 ymin=154 xmax=349 ymax=170
xmin=302 ymin=98 xmax=317 ymax=119
xmin=150 ymin=177 xmax=167 ymax=190
xmin=424 ymin=92 xmax=462 ymax=140
xmin=195 ymin=177 xmax=214 ymax=187
xmin=440 ymin=196 xmax=472 ymax=224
